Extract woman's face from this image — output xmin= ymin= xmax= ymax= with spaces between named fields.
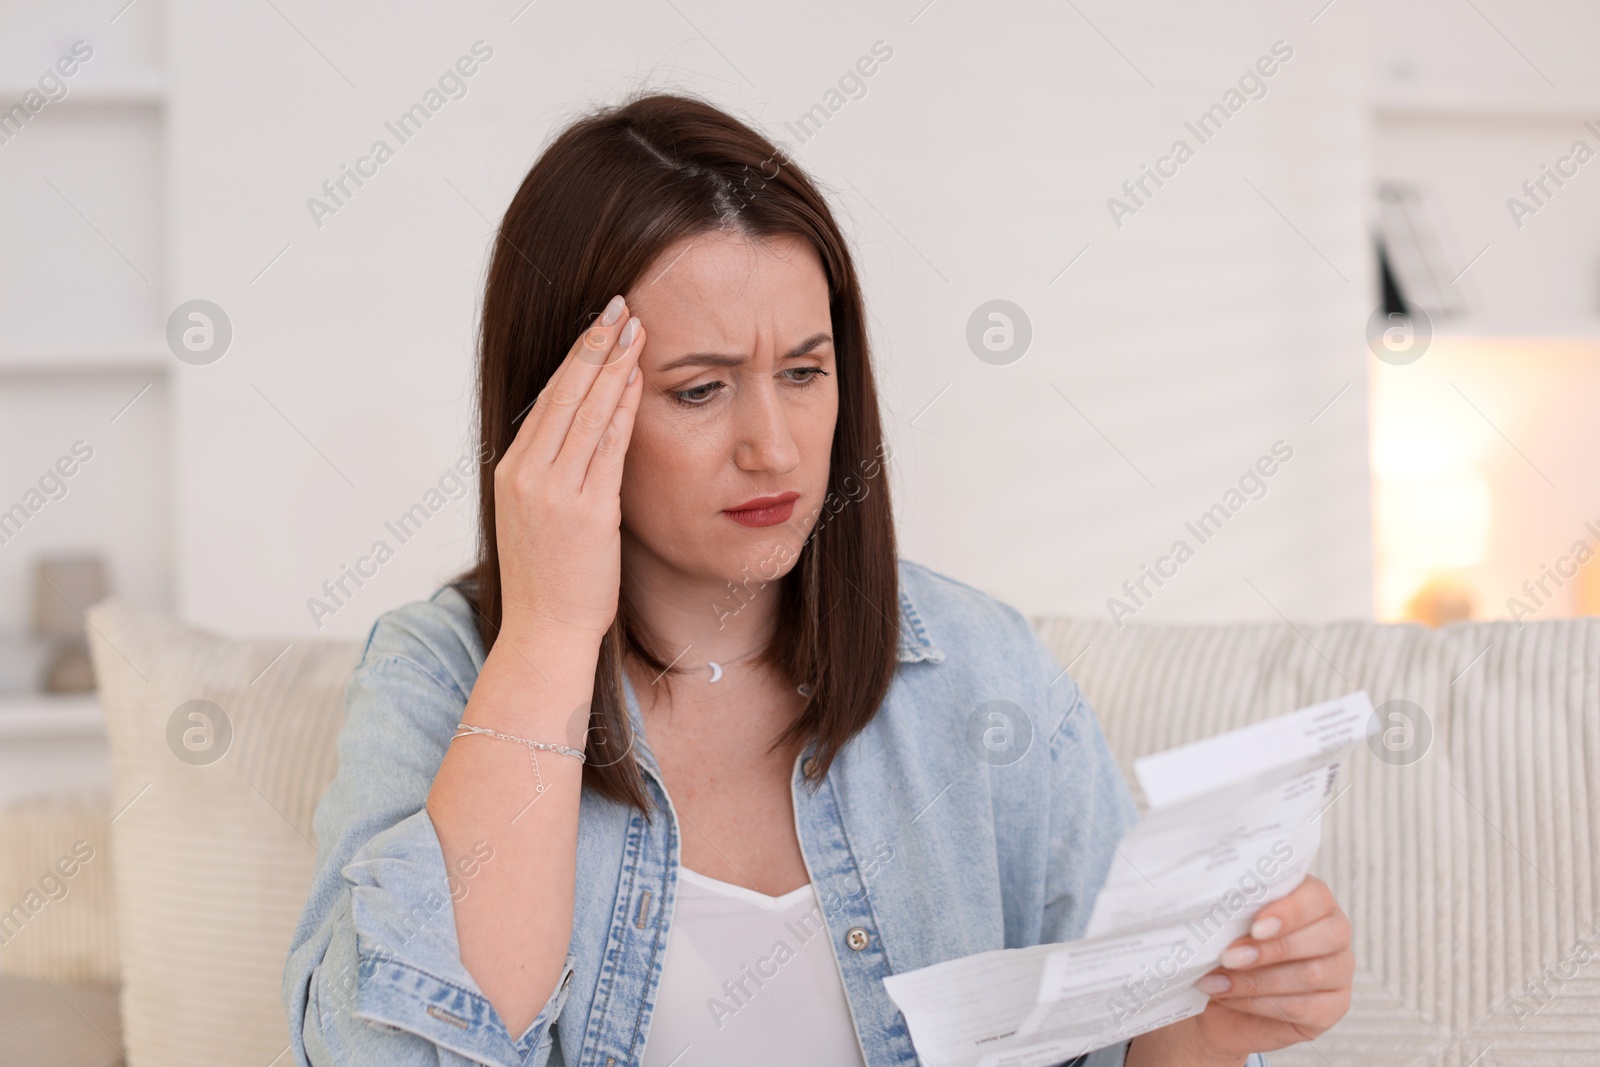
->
xmin=620 ymin=230 xmax=838 ymax=600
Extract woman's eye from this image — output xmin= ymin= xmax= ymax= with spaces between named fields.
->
xmin=785 ymin=367 xmax=829 ymax=387
xmin=670 ymin=368 xmax=828 ymax=407
xmin=671 ymin=381 xmax=724 ymax=406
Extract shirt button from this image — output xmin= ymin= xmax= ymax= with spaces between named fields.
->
xmin=846 ymin=926 xmax=871 ymax=951
xmin=802 ymin=757 xmax=816 ymax=776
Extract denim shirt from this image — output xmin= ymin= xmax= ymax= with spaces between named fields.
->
xmin=283 ymin=558 xmax=1271 ymax=1067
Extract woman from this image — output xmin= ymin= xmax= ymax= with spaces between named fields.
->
xmin=283 ymin=92 xmax=1353 ymax=1067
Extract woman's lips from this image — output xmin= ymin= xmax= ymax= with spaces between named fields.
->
xmin=724 ymin=492 xmax=799 ymax=528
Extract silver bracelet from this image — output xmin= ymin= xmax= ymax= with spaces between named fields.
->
xmin=451 ymin=722 xmax=586 ymax=798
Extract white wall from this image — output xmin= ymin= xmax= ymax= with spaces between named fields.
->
xmin=156 ymin=0 xmax=1377 ymax=638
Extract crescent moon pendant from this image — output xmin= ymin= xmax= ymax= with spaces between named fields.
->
xmin=707 ymin=661 xmax=723 ymax=683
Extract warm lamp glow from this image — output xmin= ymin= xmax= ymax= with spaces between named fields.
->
xmin=1403 ymin=574 xmax=1477 ymax=627
xmin=1371 ymin=337 xmax=1600 ymax=625
xmin=1371 ymin=361 xmax=1493 ymax=621
xmin=1579 ymin=554 xmax=1600 ymax=616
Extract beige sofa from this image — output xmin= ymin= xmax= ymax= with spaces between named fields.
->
xmin=5 ymin=597 xmax=1593 ymax=1064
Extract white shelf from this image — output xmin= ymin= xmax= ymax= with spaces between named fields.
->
xmin=1429 ymin=317 xmax=1600 ymax=342
xmin=1373 ymin=94 xmax=1600 ymax=120
xmin=0 ymin=693 xmax=104 ymax=740
xmin=0 ymin=75 xmax=164 ymax=107
xmin=0 ymin=348 xmax=170 ymax=375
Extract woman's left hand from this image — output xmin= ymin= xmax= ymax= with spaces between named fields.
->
xmin=1178 ymin=873 xmax=1354 ymax=1061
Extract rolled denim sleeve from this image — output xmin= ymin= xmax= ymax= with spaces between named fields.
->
xmin=282 ymin=603 xmax=575 ymax=1066
xmin=1038 ymin=667 xmax=1140 ymax=947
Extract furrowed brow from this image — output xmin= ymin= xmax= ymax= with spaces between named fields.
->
xmin=656 ymin=332 xmax=833 ymax=374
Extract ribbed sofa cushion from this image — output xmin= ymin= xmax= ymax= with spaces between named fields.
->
xmin=85 ymin=597 xmax=359 ymax=1067
xmin=1030 ymin=613 xmax=1600 ymax=1066
xmin=0 ymin=789 xmax=119 ymax=983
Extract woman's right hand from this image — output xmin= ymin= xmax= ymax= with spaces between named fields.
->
xmin=493 ymin=294 xmax=646 ymax=647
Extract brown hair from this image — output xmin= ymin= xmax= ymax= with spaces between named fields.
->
xmin=454 ymin=92 xmax=900 ymax=815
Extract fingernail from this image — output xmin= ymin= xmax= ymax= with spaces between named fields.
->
xmin=1196 ymin=974 xmax=1231 ymax=995
xmin=619 ymin=316 xmax=639 ymax=348
xmin=1251 ymin=916 xmax=1282 ymax=940
xmin=628 ymin=365 xmax=638 ymax=384
xmin=1221 ymin=945 xmax=1259 ymax=968
xmin=601 ymin=295 xmax=626 ymax=326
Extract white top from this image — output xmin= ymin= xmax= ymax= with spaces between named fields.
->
xmin=640 ymin=865 xmax=869 ymax=1067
